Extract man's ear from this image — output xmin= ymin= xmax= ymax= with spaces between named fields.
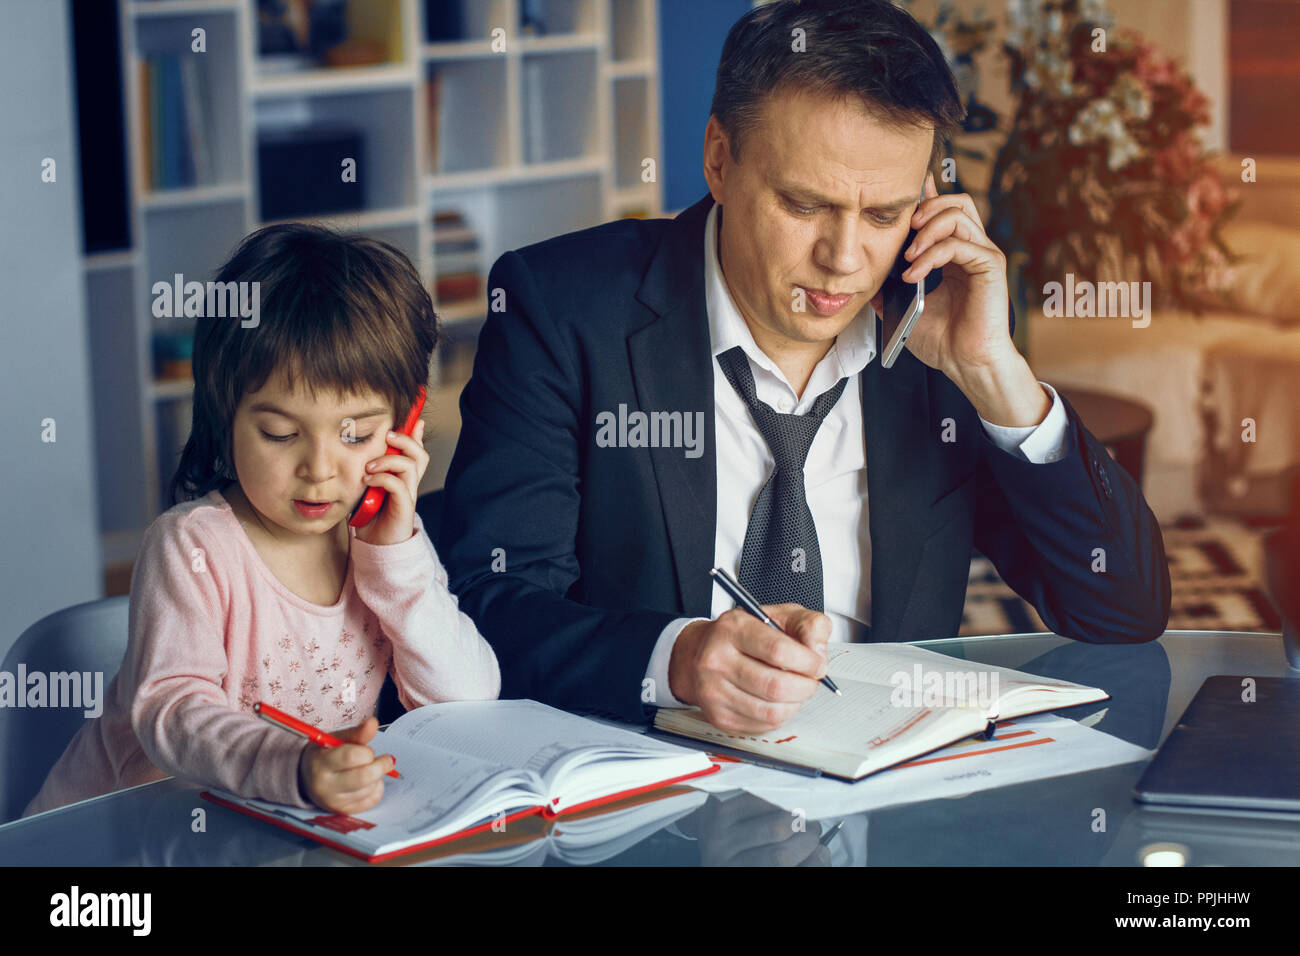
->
xmin=702 ymin=115 xmax=730 ymax=206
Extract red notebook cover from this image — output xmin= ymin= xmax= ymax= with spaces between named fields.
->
xmin=201 ymin=762 xmax=720 ymax=864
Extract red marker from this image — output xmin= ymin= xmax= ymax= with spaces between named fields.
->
xmin=254 ymin=701 xmax=399 ymax=778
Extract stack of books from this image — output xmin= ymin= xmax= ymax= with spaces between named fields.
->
xmin=432 ymin=210 xmax=483 ymax=304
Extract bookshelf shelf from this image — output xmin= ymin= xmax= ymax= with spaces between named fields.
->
xmin=516 ymin=34 xmax=602 ymax=54
xmin=138 ymin=181 xmax=247 ymax=209
xmin=86 ymin=0 xmax=662 ymax=555
xmin=130 ymin=0 xmax=242 ymax=17
xmin=252 ymin=63 xmax=418 ymax=96
xmin=606 ymin=59 xmax=654 ymax=78
xmin=425 ymin=155 xmax=605 ymax=190
xmin=423 ymin=40 xmax=500 ymax=61
xmin=84 ymin=251 xmax=140 ymax=273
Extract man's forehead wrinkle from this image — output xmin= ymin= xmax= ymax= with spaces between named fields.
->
xmin=757 ymin=95 xmax=928 ymax=204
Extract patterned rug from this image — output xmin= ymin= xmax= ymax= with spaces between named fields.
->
xmin=960 ymin=517 xmax=1285 ymax=636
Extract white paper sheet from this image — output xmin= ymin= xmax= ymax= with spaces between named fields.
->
xmin=686 ymin=714 xmax=1153 ymax=819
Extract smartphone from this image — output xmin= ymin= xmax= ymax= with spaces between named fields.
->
xmin=878 ymin=197 xmax=943 ymax=369
xmin=348 ymin=385 xmax=427 ymax=528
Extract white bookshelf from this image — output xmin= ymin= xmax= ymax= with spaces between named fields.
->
xmin=89 ymin=0 xmax=663 ymax=564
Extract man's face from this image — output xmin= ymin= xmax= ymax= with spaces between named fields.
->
xmin=230 ymin=371 xmax=395 ymax=537
xmin=703 ymin=87 xmax=934 ymax=349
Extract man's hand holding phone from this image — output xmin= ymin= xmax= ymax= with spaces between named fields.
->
xmin=881 ymin=171 xmax=1050 ymax=429
xmin=667 ymin=604 xmax=832 ymax=734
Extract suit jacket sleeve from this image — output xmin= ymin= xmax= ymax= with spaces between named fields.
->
xmin=972 ymin=396 xmax=1171 ymax=643
xmin=440 ymin=250 xmax=678 ymax=722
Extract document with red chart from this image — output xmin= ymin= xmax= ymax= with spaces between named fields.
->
xmin=655 ymin=642 xmax=1108 ymax=780
xmin=203 ymin=699 xmax=719 ymax=863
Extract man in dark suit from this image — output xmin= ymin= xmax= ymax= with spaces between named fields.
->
xmin=440 ymin=0 xmax=1170 ymax=731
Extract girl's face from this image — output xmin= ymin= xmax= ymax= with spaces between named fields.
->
xmin=230 ymin=371 xmax=395 ymax=537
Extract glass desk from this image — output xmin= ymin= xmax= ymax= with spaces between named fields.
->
xmin=2 ymin=631 xmax=1297 ymax=866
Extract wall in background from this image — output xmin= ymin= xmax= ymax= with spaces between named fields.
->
xmin=657 ymin=0 xmax=752 ymax=212
xmin=0 ymin=1 xmax=103 ymax=659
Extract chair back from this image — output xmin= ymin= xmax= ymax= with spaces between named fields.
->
xmin=0 ymin=596 xmax=130 ymax=822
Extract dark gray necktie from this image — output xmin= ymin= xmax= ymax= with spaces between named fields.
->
xmin=716 ymin=346 xmax=848 ymax=611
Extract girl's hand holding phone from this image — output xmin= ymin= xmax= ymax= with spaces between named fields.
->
xmin=297 ymin=716 xmax=397 ymax=814
xmin=355 ymin=419 xmax=429 ymax=546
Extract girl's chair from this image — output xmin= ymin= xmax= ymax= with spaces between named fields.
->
xmin=0 ymin=596 xmax=129 ymax=823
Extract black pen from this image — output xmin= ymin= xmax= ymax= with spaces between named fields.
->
xmin=709 ymin=566 xmax=841 ymax=695
xmin=818 ymin=819 xmax=845 ymax=847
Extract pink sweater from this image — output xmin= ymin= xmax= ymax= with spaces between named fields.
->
xmin=23 ymin=489 xmax=500 ymax=817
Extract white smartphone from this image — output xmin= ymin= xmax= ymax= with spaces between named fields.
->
xmin=879 ymin=189 xmax=940 ymax=369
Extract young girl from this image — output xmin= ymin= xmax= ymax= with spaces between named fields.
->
xmin=24 ymin=224 xmax=499 ymax=818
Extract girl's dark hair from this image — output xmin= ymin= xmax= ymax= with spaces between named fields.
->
xmin=170 ymin=223 xmax=438 ymax=504
xmin=710 ymin=0 xmax=965 ymax=172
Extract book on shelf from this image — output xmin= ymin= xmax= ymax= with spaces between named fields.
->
xmin=425 ymin=71 xmax=440 ymax=173
xmin=257 ymin=0 xmax=403 ymax=73
xmin=202 ymin=699 xmax=720 ymax=864
xmin=522 ymin=56 xmax=548 ymax=163
xmin=338 ymin=0 xmax=404 ymax=65
xmin=434 ymin=273 xmax=484 ymax=303
xmin=139 ymin=52 xmax=214 ymax=191
xmin=179 ymin=56 xmax=212 ymax=186
xmin=152 ymin=330 xmax=194 ymax=382
xmin=655 ymin=642 xmax=1109 ymax=780
xmin=424 ymin=0 xmax=466 ymax=43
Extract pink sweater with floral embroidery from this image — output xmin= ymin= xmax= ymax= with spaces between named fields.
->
xmin=23 ymin=489 xmax=500 ymax=817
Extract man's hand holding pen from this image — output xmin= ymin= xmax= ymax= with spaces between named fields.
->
xmin=668 ymin=602 xmax=832 ymax=734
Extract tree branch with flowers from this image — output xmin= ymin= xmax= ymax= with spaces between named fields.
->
xmin=985 ymin=0 xmax=1240 ymax=316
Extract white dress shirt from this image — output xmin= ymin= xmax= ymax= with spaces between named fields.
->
xmin=644 ymin=203 xmax=1069 ymax=708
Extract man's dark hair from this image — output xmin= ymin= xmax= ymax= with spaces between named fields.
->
xmin=711 ymin=0 xmax=965 ymax=173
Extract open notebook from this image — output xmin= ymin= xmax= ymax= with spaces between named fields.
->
xmin=392 ymin=787 xmax=709 ymax=867
xmin=655 ymin=642 xmax=1108 ymax=780
xmin=203 ymin=699 xmax=718 ymax=863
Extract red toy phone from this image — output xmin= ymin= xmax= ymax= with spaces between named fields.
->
xmin=348 ymin=385 xmax=427 ymax=528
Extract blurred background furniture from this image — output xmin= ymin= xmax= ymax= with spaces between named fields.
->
xmin=0 ymin=597 xmax=130 ymax=824
xmin=1031 ymin=155 xmax=1300 ymax=524
xmin=1057 ymin=387 xmax=1154 ymax=487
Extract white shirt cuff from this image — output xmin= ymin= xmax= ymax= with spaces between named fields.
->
xmin=978 ymin=381 xmax=1069 ymax=464
xmin=645 ymin=616 xmax=708 ymax=709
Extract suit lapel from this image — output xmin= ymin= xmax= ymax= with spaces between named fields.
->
xmin=627 ymin=196 xmax=717 ymax=617
xmin=861 ymin=346 xmax=934 ymax=641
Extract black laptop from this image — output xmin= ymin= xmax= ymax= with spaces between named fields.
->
xmin=1135 ymin=675 xmax=1300 ymax=813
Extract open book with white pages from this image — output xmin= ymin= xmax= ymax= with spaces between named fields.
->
xmin=203 ymin=699 xmax=718 ymax=863
xmin=655 ymin=641 xmax=1108 ymax=780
